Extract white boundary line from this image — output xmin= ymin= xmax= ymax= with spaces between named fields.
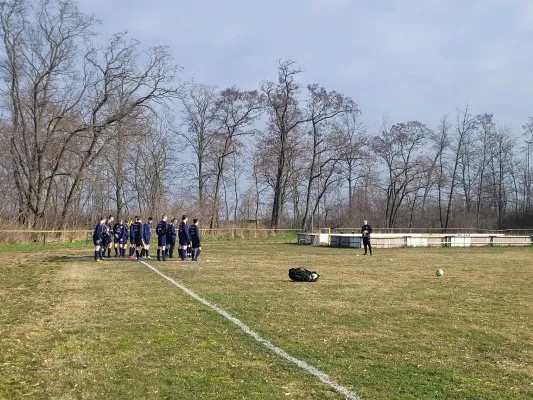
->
xmin=139 ymin=260 xmax=361 ymax=400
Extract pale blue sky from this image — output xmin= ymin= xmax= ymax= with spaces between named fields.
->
xmin=79 ymin=0 xmax=533 ymax=133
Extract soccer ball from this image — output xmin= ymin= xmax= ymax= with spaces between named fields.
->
xmin=436 ymin=269 xmax=444 ymax=277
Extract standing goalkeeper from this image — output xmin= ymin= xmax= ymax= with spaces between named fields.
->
xmin=361 ymin=219 xmax=373 ymax=256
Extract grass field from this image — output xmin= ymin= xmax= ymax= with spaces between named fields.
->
xmin=1 ymin=241 xmax=533 ymax=399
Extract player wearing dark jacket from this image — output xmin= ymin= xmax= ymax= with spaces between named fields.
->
xmin=166 ymin=219 xmax=177 ymax=258
xmin=131 ymin=217 xmax=144 ymax=261
xmin=113 ymin=220 xmax=123 ymax=257
xmin=178 ymin=215 xmax=190 ymax=261
xmin=189 ymin=219 xmax=202 ymax=261
xmin=142 ymin=217 xmax=153 ymax=258
xmin=156 ymin=215 xmax=168 ymax=261
xmin=102 ymin=216 xmax=114 ymax=258
xmin=361 ymin=219 xmax=373 ymax=255
xmin=129 ymin=219 xmax=136 ymax=258
xmin=92 ymin=216 xmax=107 ymax=261
xmin=119 ymin=221 xmax=128 ymax=258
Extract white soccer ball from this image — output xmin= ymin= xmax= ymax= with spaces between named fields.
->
xmin=436 ymin=269 xmax=444 ymax=277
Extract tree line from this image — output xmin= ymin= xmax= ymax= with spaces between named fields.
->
xmin=1 ymin=0 xmax=532 ymax=232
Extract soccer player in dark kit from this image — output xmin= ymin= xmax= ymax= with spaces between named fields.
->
xmin=156 ymin=215 xmax=168 ymax=261
xmin=112 ymin=219 xmax=123 ymax=257
xmin=361 ymin=219 xmax=373 ymax=255
xmin=119 ymin=220 xmax=128 ymax=258
xmin=131 ymin=216 xmax=144 ymax=261
xmin=92 ymin=216 xmax=106 ymax=262
xmin=128 ymin=219 xmax=136 ymax=259
xmin=102 ymin=215 xmax=114 ymax=258
xmin=177 ymin=215 xmax=190 ymax=261
xmin=166 ymin=218 xmax=177 ymax=258
xmin=142 ymin=217 xmax=153 ymax=258
xmin=189 ymin=218 xmax=202 ymax=261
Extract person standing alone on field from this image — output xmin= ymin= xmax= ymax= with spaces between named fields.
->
xmin=361 ymin=219 xmax=372 ymax=255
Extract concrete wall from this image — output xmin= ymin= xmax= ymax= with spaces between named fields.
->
xmin=297 ymin=234 xmax=316 ymax=245
xmin=299 ymin=232 xmax=532 ymax=248
xmin=493 ymin=236 xmax=532 ymax=246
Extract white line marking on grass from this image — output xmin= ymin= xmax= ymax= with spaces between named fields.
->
xmin=139 ymin=260 xmax=361 ymax=400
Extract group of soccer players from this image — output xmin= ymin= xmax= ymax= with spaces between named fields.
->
xmin=92 ymin=214 xmax=201 ymax=263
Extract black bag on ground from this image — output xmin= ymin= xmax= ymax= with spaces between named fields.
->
xmin=288 ymin=267 xmax=319 ymax=282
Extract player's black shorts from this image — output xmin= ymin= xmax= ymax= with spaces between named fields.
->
xmin=157 ymin=236 xmax=167 ymax=247
xmin=144 ymin=238 xmax=151 ymax=245
xmin=93 ymin=238 xmax=102 ymax=246
xmin=179 ymin=238 xmax=189 ymax=246
xmin=113 ymin=236 xmax=120 ymax=244
xmin=191 ymin=240 xmax=201 ymax=249
xmin=134 ymin=237 xmax=143 ymax=247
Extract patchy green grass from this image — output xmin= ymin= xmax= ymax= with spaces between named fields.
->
xmin=201 ymin=231 xmax=298 ymax=243
xmin=0 ymin=240 xmax=88 ymax=253
xmin=1 ymin=244 xmax=532 ymax=399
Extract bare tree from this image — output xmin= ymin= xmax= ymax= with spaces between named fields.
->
xmin=231 ymin=146 xmax=243 ymax=223
xmin=286 ymin=155 xmax=306 ymax=228
xmin=178 ymin=83 xmax=220 ymax=210
xmin=434 ymin=116 xmax=451 ymax=229
xmin=300 ymin=84 xmax=357 ymax=231
xmin=208 ymin=87 xmax=262 ymax=228
xmin=522 ymin=116 xmax=533 ymax=212
xmin=524 ymin=116 xmax=533 ymax=138
xmin=251 ymin=151 xmax=268 ymax=227
xmin=309 ymin=157 xmax=343 ymax=229
xmin=441 ymin=105 xmax=477 ymax=231
xmin=335 ymin=109 xmax=366 ymax=223
xmin=57 ymin=34 xmax=181 ymax=228
xmin=415 ymin=118 xmax=449 ymax=222
xmin=126 ymin=115 xmax=175 ymax=217
xmin=487 ymin=126 xmax=514 ymax=229
xmin=0 ymin=0 xmax=182 ymax=228
xmin=261 ymin=60 xmax=311 ymax=228
xmin=0 ymin=0 xmax=97 ymax=226
xmin=103 ymin=116 xmax=147 ymax=221
xmin=372 ymin=120 xmax=431 ymax=230
xmin=473 ymin=114 xmax=496 ymax=227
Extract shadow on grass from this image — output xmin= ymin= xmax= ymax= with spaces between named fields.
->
xmin=43 ymin=255 xmax=133 ymax=263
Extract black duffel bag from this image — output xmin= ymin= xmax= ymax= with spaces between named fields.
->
xmin=288 ymin=267 xmax=319 ymax=282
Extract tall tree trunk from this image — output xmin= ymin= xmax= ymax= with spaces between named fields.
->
xmin=271 ymin=146 xmax=286 ymax=228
